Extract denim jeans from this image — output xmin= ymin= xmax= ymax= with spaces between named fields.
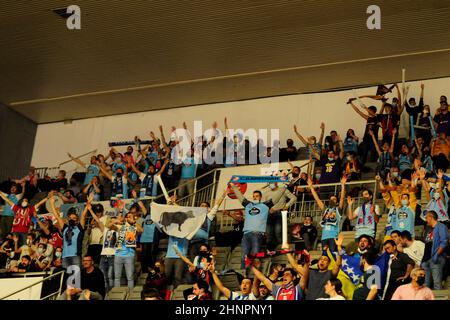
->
xmin=99 ymin=255 xmax=115 ymax=292
xmin=241 ymin=232 xmax=265 ymax=269
xmin=267 ymin=213 xmax=282 ymax=251
xmin=62 ymin=256 xmax=81 ymax=269
xmin=114 ymin=255 xmax=135 ymax=290
xmin=422 ymin=256 xmax=446 ymax=290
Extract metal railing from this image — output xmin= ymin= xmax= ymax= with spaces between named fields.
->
xmin=0 ymin=270 xmax=65 ymax=300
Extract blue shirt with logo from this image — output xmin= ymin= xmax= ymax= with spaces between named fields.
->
xmin=2 ymin=194 xmax=21 ymax=217
xmin=181 ymin=157 xmax=197 ymax=179
xmin=242 ymin=199 xmax=274 ymax=234
xmin=320 ymin=207 xmax=341 ymax=240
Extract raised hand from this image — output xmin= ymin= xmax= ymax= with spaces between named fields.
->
xmin=252 ymin=258 xmax=262 ymax=269
xmin=421 ymin=83 xmax=425 ymax=90
xmin=293 ymin=124 xmax=298 ymax=133
xmin=392 ymin=127 xmax=398 ymax=135
xmin=335 ymin=233 xmax=344 ymax=249
xmin=320 ymin=122 xmax=325 ymax=130
xmin=131 ymin=190 xmax=137 ymax=199
xmin=375 ymin=175 xmax=381 ymax=182
xmin=346 ymin=196 xmax=354 ymax=206
xmin=340 ymin=174 xmax=348 ymax=185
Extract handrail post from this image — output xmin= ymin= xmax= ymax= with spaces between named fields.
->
xmin=210 ymin=171 xmax=217 ymax=206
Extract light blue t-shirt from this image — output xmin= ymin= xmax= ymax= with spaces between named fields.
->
xmin=422 ymin=190 xmax=449 ymax=222
xmin=84 ymin=164 xmax=100 ymax=185
xmin=393 ymin=206 xmax=415 ymax=237
xmin=166 ymin=236 xmax=189 ymax=259
xmin=2 ymin=194 xmax=21 ymax=217
xmin=181 ymin=157 xmax=197 ymax=179
xmin=62 ymin=224 xmax=83 ymax=258
xmin=242 ymin=199 xmax=273 ymax=234
xmin=140 ymin=215 xmax=156 ymax=243
xmin=320 ymin=207 xmax=341 ymax=240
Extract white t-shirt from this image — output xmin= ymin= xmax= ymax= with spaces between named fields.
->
xmin=90 ymin=216 xmax=108 ymax=245
xmin=403 ymin=240 xmax=425 ymax=267
xmin=100 ymin=222 xmax=118 ymax=257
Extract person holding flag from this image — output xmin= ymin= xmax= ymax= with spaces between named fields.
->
xmin=347 ymin=189 xmax=381 ymax=241
xmin=307 ymin=175 xmax=347 ymax=252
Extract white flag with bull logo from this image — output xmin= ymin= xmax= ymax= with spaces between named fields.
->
xmin=150 ymin=202 xmax=207 ymax=240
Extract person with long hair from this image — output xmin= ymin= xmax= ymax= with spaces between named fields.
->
xmin=317 ymin=278 xmax=346 ymax=300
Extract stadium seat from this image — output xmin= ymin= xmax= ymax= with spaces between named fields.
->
xmin=127 ymin=286 xmax=143 ymax=300
xmin=218 ymin=273 xmax=241 ymax=293
xmin=106 ymin=287 xmax=128 ymax=300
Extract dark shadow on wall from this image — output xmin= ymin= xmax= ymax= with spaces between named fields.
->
xmin=0 ymin=103 xmax=37 ymax=181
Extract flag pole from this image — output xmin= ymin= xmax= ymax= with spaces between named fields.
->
xmin=156 ymin=175 xmax=171 ymax=203
xmin=281 ymin=210 xmax=289 ymax=248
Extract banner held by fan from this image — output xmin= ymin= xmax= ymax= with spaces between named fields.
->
xmin=151 ymin=202 xmax=207 ymax=239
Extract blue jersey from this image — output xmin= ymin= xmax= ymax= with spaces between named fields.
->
xmin=398 ymin=154 xmax=413 ymax=172
xmin=166 ymin=236 xmax=189 ymax=258
xmin=84 ymin=164 xmax=99 ymax=185
xmin=384 ymin=203 xmax=397 ymax=236
xmin=62 ymin=224 xmax=84 ymax=258
xmin=320 ymin=207 xmax=340 ymax=240
xmin=343 ymin=137 xmax=358 ymax=154
xmin=422 ymin=190 xmax=449 ymax=222
xmin=140 ymin=215 xmax=156 ymax=243
xmin=242 ymin=199 xmax=273 ymax=234
xmin=181 ymin=157 xmax=197 ymax=179
xmin=2 ymin=194 xmax=21 ymax=217
xmin=393 ymin=206 xmax=415 ymax=236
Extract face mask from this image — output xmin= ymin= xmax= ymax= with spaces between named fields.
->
xmin=55 ymin=252 xmax=62 ymax=258
xmin=392 ymin=172 xmax=399 ymax=178
xmin=346 ymin=156 xmax=351 ymax=161
xmin=69 ymin=219 xmax=76 ymax=227
xmin=37 ymin=248 xmax=44 ymax=254
xmin=21 ymin=201 xmax=28 ymax=208
xmin=26 ymin=239 xmax=32 ymax=246
xmin=416 ymin=276 xmax=425 ymax=286
xmin=433 ymin=192 xmax=440 ymax=200
xmin=410 ymin=103 xmax=416 ymax=107
xmin=292 ymin=172 xmax=299 ymax=178
xmin=392 ymin=103 xmax=398 ymax=107
xmin=10 ymin=252 xmax=15 ymax=259
xmin=424 ymin=110 xmax=429 ymax=115
xmin=116 ymin=172 xmax=122 ymax=178
xmin=115 ymin=158 xmax=122 ymax=164
xmin=401 ymin=199 xmax=409 ymax=206
xmin=315 ymin=174 xmax=321 ymax=180
xmin=328 ymin=157 xmax=334 ymax=162
xmin=303 ymin=222 xmax=311 ymax=227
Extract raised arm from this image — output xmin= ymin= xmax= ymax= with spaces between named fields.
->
xmin=210 ymin=263 xmax=231 ymax=299
xmin=87 ymin=204 xmax=104 ymax=233
xmin=251 ymin=265 xmax=273 ymax=292
xmin=99 ymin=164 xmax=113 ymax=180
xmin=337 ymin=135 xmax=344 ymax=160
xmin=339 ymin=175 xmax=347 ymax=210
xmin=156 ymin=158 xmax=169 ymax=176
xmin=348 ymin=99 xmax=369 ymax=120
xmin=0 ymin=191 xmax=14 ymax=207
xmin=34 ymin=194 xmax=49 ymax=211
xmin=172 ymin=244 xmax=195 ymax=268
xmin=49 ymin=195 xmax=64 ymax=231
xmin=79 ymin=195 xmax=92 ymax=230
xmin=347 ymin=196 xmax=356 ymax=220
xmin=230 ymin=182 xmax=247 ymax=205
xmin=369 ymin=129 xmax=382 ymax=156
xmin=307 ymin=177 xmax=325 ymax=210
xmin=293 ymin=124 xmax=310 ymax=147
xmin=67 ymin=152 xmax=87 ymax=168
xmin=319 ymin=122 xmax=325 ymax=146
xmin=331 ymin=234 xmax=344 ymax=277
xmin=390 ymin=128 xmax=397 ymax=155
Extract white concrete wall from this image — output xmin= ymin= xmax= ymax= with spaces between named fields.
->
xmin=31 ymin=77 xmax=450 ymax=174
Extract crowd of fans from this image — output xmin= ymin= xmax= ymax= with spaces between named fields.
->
xmin=0 ymin=83 xmax=449 ymax=300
